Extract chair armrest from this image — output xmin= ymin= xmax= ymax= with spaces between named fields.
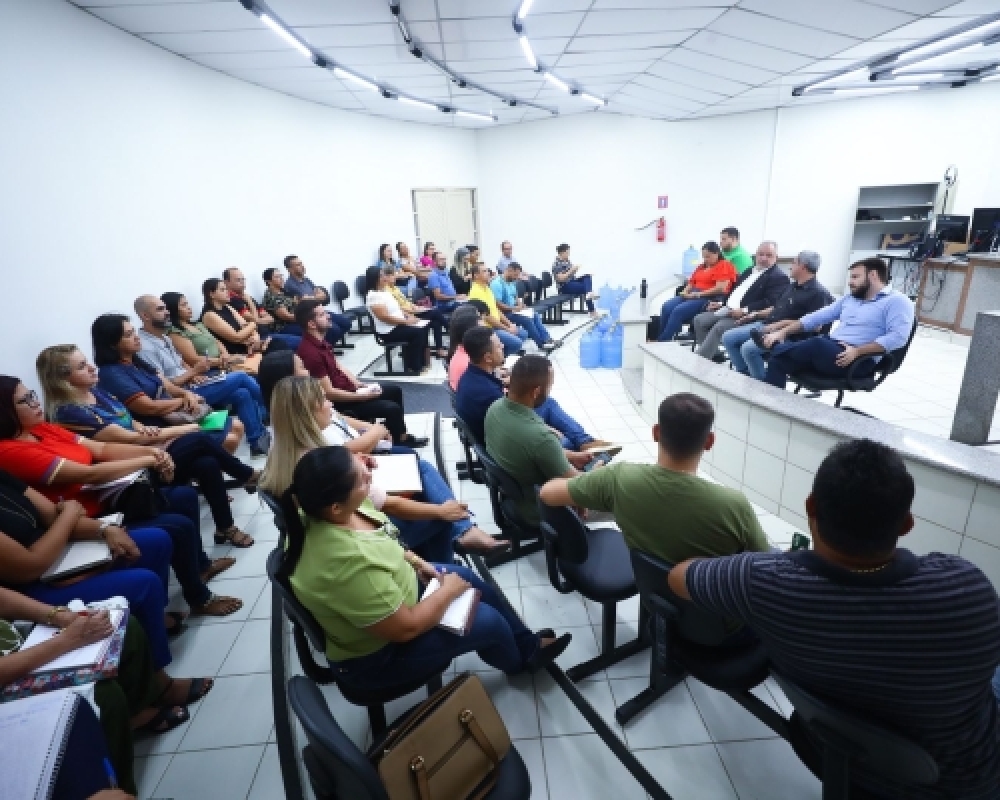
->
xmin=845 ymin=351 xmax=895 ymax=389
xmin=539 ymin=522 xmax=574 ymax=594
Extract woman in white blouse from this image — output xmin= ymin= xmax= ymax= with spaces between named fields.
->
xmin=365 ymin=266 xmax=434 ymax=374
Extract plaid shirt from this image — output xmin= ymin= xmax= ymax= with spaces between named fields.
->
xmin=262 ymin=289 xmax=295 ymax=331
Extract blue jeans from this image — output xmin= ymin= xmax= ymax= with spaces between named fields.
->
xmin=507 ymin=310 xmax=551 ymax=348
xmin=194 ymin=371 xmax=267 ymax=445
xmin=139 ymin=486 xmax=213 ymax=609
xmin=333 ymin=565 xmax=539 ymax=687
xmin=390 ymin=458 xmax=472 ymax=563
xmin=560 ymin=275 xmax=594 ymax=312
xmin=722 ymin=321 xmax=767 ymax=379
xmin=658 ymin=297 xmax=709 ymax=341
xmin=496 ymin=327 xmax=528 ymax=357
xmin=537 ymin=397 xmax=593 ymax=450
xmin=22 ymin=527 xmax=174 ymax=669
xmin=765 ymin=335 xmax=878 ymax=389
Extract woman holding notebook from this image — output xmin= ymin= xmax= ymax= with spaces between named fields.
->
xmin=277 ymin=446 xmax=570 ymax=689
xmin=260 ymin=374 xmax=507 ymax=560
xmin=0 ymin=587 xmax=213 ymax=795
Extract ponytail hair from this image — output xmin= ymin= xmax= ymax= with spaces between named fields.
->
xmin=276 ymin=446 xmax=357 ymax=584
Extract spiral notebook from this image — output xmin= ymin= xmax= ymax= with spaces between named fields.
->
xmin=0 ymin=688 xmax=79 ymax=800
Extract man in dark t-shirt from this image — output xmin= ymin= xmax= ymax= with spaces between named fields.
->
xmin=669 ymin=439 xmax=1000 ymax=799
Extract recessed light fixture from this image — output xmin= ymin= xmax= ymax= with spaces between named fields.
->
xmin=543 ymin=73 xmax=570 ymax=92
xmin=580 ymin=92 xmax=606 ymax=106
xmin=519 ymin=36 xmax=537 ymax=70
xmin=456 ymin=110 xmax=496 ymax=122
xmin=398 ymin=96 xmax=438 ymax=111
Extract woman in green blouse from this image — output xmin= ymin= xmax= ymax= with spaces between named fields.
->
xmin=278 ymin=446 xmax=570 ymax=687
xmin=161 ymin=293 xmax=258 ymax=374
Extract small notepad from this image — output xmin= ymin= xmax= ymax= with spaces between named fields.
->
xmin=370 ymin=454 xmax=422 ymax=494
xmin=22 ymin=610 xmax=124 ymax=674
xmin=40 ymin=541 xmax=113 ymax=584
xmin=421 ymin=578 xmax=481 ymax=635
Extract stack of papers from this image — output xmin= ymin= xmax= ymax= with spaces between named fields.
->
xmin=421 ymin=578 xmax=480 ymax=635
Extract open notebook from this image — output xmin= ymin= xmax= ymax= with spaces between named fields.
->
xmin=421 ymin=577 xmax=481 ymax=635
xmin=21 ymin=609 xmax=125 ymax=674
xmin=40 ymin=541 xmax=112 ymax=583
xmin=0 ymin=688 xmax=80 ymax=800
xmin=370 ymin=453 xmax=422 ymax=494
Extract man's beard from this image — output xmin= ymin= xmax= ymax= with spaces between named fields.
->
xmin=850 ymin=278 xmax=870 ymax=299
xmin=152 ymin=317 xmax=170 ymax=330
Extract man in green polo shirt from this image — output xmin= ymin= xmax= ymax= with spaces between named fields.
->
xmin=484 ymin=354 xmax=594 ymax=526
xmin=720 ymin=226 xmax=753 ymax=274
xmin=539 ymin=392 xmax=767 ymax=565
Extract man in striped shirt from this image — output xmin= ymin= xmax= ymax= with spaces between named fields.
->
xmin=668 ymin=439 xmax=1000 ymax=799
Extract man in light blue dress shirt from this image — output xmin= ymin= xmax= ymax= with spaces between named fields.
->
xmin=490 ymin=262 xmax=557 ymax=351
xmin=760 ymin=257 xmax=914 ymax=389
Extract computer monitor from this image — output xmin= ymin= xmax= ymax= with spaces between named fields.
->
xmin=935 ymin=214 xmax=970 ymax=243
xmin=970 ymin=208 xmax=1000 ymax=253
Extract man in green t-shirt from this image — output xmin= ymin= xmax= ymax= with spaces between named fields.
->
xmin=720 ymin=226 xmax=753 ymax=274
xmin=484 ymin=354 xmax=595 ymax=525
xmin=539 ymin=392 xmax=767 ymax=565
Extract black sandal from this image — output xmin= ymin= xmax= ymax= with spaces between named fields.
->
xmin=156 ymin=676 xmax=215 ymax=708
xmin=137 ymin=705 xmax=189 ymax=736
xmin=214 ymin=526 xmax=254 ymax=547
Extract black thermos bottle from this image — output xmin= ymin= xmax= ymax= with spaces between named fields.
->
xmin=640 ymin=279 xmax=647 ymax=299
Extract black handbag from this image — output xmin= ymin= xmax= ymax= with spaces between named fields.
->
xmin=112 ymin=470 xmax=167 ymax=525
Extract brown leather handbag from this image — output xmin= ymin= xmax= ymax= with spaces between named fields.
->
xmin=370 ymin=673 xmax=511 ymax=800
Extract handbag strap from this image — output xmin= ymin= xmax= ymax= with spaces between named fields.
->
xmin=407 ymin=707 xmax=501 ymax=800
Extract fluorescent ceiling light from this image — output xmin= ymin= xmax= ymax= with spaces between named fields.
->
xmin=543 ymin=72 xmax=570 ymax=92
xmin=806 ymin=67 xmax=872 ymax=92
xmin=900 ymin=19 xmax=1000 ymax=63
xmin=399 ymin=96 xmax=438 ymax=111
xmin=892 ymin=72 xmax=947 ymax=80
xmin=580 ymin=92 xmax=605 ymax=105
xmin=259 ymin=13 xmax=312 ymax=61
xmin=456 ymin=110 xmax=495 ymax=122
xmin=516 ymin=0 xmax=534 ymax=20
xmin=982 ymin=73 xmax=1000 ymax=82
xmin=333 ymin=67 xmax=379 ymax=92
xmin=519 ymin=36 xmax=537 ymax=70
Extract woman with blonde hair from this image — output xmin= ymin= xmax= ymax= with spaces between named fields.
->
xmin=261 ymin=375 xmax=506 ymax=560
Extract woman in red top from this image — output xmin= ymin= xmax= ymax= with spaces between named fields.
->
xmin=0 ymin=376 xmax=242 ymax=617
xmin=657 ymin=241 xmax=737 ymax=342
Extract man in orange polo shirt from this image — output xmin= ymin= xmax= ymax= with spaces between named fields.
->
xmin=656 ymin=242 xmax=737 ymax=342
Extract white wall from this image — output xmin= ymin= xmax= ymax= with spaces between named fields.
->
xmin=0 ymin=0 xmax=478 ymax=388
xmin=477 ymin=83 xmax=1000 ymax=294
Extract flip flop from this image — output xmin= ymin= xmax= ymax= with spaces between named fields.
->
xmin=182 ymin=677 xmax=214 ymax=705
xmin=137 ymin=705 xmax=189 ymax=736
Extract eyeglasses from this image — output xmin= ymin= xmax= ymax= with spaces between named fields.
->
xmin=16 ymin=390 xmax=40 ymax=408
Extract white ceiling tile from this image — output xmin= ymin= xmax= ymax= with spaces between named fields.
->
xmin=518 ymin=12 xmax=590 ymax=38
xmin=617 ymin=90 xmax=705 ymax=113
xmin=442 ymin=37 xmax=568 ymax=60
xmin=646 ymin=61 xmax=753 ymax=93
xmin=870 ymin=1 xmax=954 ymax=11
xmin=827 ymin=40 xmax=915 ymax=59
xmin=304 ymin=24 xmax=431 ymax=49
xmin=577 ymin=9 xmax=726 ymax=36
xmin=437 ymin=0 xmax=509 ymax=18
xmin=447 ymin=58 xmax=531 ymax=73
xmin=875 ymin=16 xmax=977 ymax=39
xmin=319 ymin=45 xmax=418 ymax=66
xmin=739 ymin=0 xmax=917 ymax=39
xmin=707 ymin=9 xmax=860 ymax=58
xmin=790 ymin=58 xmax=857 ymax=74
xmin=187 ymin=50 xmax=319 ymax=70
xmin=142 ymin=29 xmax=294 ymax=54
xmin=590 ymin=0 xmax=735 ymax=8
xmin=631 ymin=73 xmax=729 ymax=102
xmin=683 ymin=31 xmax=814 ymax=71
xmin=555 ymin=49 xmax=673 ymax=67
xmin=932 ymin=0 xmax=1000 ymax=14
xmin=659 ymin=47 xmax=781 ymax=84
xmin=565 ymin=31 xmax=692 ymax=51
xmin=556 ymin=63 xmax=653 ymax=78
xmin=216 ymin=65 xmax=337 ymax=85
xmin=86 ymin=2 xmax=255 ymax=33
xmin=441 ymin=14 xmax=583 ymax=42
xmin=264 ymin=0 xmax=401 ymax=26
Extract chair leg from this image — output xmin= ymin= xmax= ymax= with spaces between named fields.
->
xmin=614 ymin=608 xmax=682 ymax=725
xmin=368 ymin=704 xmax=388 ymax=739
xmin=834 ymin=390 xmax=844 ymax=407
xmin=821 ymin=745 xmax=852 ymax=800
xmin=566 ymin=601 xmax=649 ymax=683
xmin=373 ymin=346 xmax=399 ymax=377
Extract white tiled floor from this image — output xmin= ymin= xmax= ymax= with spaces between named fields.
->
xmin=136 ymin=313 xmax=878 ymax=799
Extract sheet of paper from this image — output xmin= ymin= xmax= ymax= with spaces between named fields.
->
xmin=22 ymin=610 xmax=123 ymax=673
xmin=370 ymin=454 xmax=422 ymax=494
xmin=421 ymin=578 xmax=479 ymax=635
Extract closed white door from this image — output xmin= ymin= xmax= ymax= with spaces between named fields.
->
xmin=412 ymin=188 xmax=478 ymax=261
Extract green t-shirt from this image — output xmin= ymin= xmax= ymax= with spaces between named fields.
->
xmin=567 ymin=462 xmax=767 ymax=564
xmin=723 ymin=244 xmax=753 ymax=274
xmin=289 ymin=499 xmax=418 ymax=663
xmin=485 ymin=398 xmax=570 ymax=525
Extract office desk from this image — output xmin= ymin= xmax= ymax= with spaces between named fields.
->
xmin=917 ymin=255 xmax=1000 ymax=334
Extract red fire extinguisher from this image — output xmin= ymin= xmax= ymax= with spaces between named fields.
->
xmin=656 ymin=217 xmax=666 ymax=242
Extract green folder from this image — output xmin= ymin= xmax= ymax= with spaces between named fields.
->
xmin=199 ymin=410 xmax=229 ymax=432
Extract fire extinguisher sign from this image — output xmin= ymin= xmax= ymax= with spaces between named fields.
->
xmin=657 ymin=196 xmax=668 ymax=209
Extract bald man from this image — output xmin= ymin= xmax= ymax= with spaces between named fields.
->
xmin=135 ymin=294 xmax=271 ymax=456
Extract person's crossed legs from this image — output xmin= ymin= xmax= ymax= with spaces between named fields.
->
xmin=764 ymin=336 xmax=877 ymax=389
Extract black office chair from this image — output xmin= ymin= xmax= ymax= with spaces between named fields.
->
xmin=472 ymin=443 xmax=543 ymax=566
xmin=772 ymin=671 xmax=939 ymax=800
xmin=536 ymin=503 xmax=647 ymax=682
xmin=266 ymin=548 xmax=447 ymax=736
xmin=536 ymin=272 xmax=568 ymax=325
xmin=615 ymin=550 xmax=778 ymax=730
xmin=449 ymin=402 xmax=486 ymax=484
xmin=288 ymin=676 xmax=533 ymax=800
xmin=332 ymin=280 xmax=373 ymax=335
xmin=789 ymin=317 xmax=919 ymax=411
xmin=371 ymin=330 xmax=410 ymax=377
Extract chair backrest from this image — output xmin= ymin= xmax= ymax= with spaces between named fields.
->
xmin=884 ymin=316 xmax=919 ymax=375
xmin=772 ymin=671 xmax=940 ymax=787
xmin=541 ymin=271 xmax=553 ymax=290
xmin=515 ymin=279 xmax=530 ymax=300
xmin=453 ymin=410 xmax=482 ymax=447
xmin=266 ymin=548 xmax=329 ymax=656
xmin=536 ymin=502 xmax=590 ymax=566
xmin=630 ymin=550 xmax=740 ymax=647
xmin=475 ymin=444 xmax=528 ymax=505
xmin=354 ymin=274 xmax=368 ymax=299
xmin=287 ymin=676 xmax=389 ymax=800
xmin=332 ymin=280 xmax=350 ymax=306
xmin=473 ymin=443 xmax=537 ymax=533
